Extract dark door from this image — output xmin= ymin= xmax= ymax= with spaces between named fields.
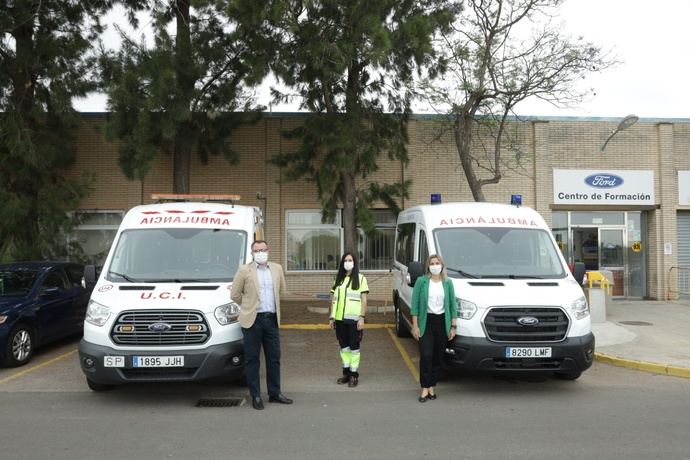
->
xmin=34 ymin=268 xmax=74 ymax=344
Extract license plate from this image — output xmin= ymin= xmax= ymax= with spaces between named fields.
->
xmin=104 ymin=356 xmax=125 ymax=368
xmin=505 ymin=347 xmax=552 ymax=358
xmin=133 ymin=356 xmax=185 ymax=368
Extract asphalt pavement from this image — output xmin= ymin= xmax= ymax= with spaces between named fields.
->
xmin=281 ymin=295 xmax=690 ymax=379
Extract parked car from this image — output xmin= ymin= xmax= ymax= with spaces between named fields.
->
xmin=0 ymin=261 xmax=92 ymax=367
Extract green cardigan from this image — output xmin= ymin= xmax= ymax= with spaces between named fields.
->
xmin=410 ymin=276 xmax=458 ymax=337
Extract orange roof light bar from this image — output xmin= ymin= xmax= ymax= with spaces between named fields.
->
xmin=151 ymin=193 xmax=241 ymax=203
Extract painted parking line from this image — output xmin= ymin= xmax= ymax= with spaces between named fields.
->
xmin=0 ymin=349 xmax=77 ymax=385
xmin=386 ymin=327 xmax=420 ymax=383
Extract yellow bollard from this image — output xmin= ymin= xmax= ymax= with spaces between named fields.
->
xmin=586 ymin=271 xmax=611 ymax=295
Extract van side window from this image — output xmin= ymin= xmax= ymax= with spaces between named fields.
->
xmin=395 ymin=223 xmax=416 ymax=266
xmin=418 ymin=230 xmax=429 ymax=262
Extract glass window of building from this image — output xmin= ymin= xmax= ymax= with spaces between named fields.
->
xmin=69 ymin=211 xmax=123 ymax=265
xmin=287 ymin=209 xmax=396 ymax=271
xmin=286 ymin=210 xmax=341 ymax=271
xmin=358 ymin=210 xmax=396 ymax=270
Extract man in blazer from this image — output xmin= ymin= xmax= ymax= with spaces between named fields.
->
xmin=231 ymin=239 xmax=292 ymax=410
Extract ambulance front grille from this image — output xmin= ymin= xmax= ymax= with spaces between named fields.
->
xmin=483 ymin=307 xmax=569 ymax=342
xmin=110 ymin=310 xmax=210 ymax=346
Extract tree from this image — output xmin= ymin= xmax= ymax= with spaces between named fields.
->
xmin=102 ymin=0 xmax=274 ymax=192
xmin=420 ymin=0 xmax=615 ymax=201
xmin=0 ymin=1 xmax=109 ymax=261
xmin=270 ymin=0 xmax=459 ymax=253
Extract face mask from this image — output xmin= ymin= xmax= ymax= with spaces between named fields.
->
xmin=254 ymin=251 xmax=269 ymax=264
xmin=429 ymin=265 xmax=442 ymax=275
xmin=343 ymin=261 xmax=354 ymax=271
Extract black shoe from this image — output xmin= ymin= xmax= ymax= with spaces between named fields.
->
xmin=427 ymin=393 xmax=437 ymax=400
xmin=252 ymin=396 xmax=264 ymax=410
xmin=268 ymin=393 xmax=293 ymax=404
xmin=418 ymin=395 xmax=428 ymax=403
xmin=336 ymin=375 xmax=350 ymax=384
xmin=348 ymin=376 xmax=359 ymax=388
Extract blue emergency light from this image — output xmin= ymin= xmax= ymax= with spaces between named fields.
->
xmin=510 ymin=194 xmax=522 ymax=207
xmin=430 ymin=193 xmax=442 ymax=204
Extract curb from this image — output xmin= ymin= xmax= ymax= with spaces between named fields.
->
xmin=595 ymin=352 xmax=690 ymax=379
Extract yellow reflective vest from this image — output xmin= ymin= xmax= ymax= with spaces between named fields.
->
xmin=330 ymin=274 xmax=369 ymax=322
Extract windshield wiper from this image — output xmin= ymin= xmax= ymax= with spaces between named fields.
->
xmin=144 ymin=278 xmax=212 ymax=283
xmin=483 ymin=274 xmax=545 ymax=279
xmin=445 ymin=266 xmax=479 ymax=279
xmin=109 ymin=271 xmax=142 ymax=283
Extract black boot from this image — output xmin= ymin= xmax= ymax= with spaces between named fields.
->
xmin=348 ymin=371 xmax=359 ymax=387
xmin=336 ymin=368 xmax=350 ymax=384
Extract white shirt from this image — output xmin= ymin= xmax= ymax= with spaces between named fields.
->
xmin=256 ymin=263 xmax=276 ymax=313
xmin=427 ymin=279 xmax=445 ymax=315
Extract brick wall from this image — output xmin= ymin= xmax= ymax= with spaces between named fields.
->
xmin=65 ymin=114 xmax=690 ymax=300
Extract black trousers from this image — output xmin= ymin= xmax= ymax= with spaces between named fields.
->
xmin=242 ymin=312 xmax=281 ymax=398
xmin=334 ymin=320 xmax=361 ymax=351
xmin=418 ymin=313 xmax=447 ymax=388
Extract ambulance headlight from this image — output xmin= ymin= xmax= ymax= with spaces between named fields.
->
xmin=85 ymin=300 xmax=111 ymax=327
xmin=456 ymin=298 xmax=478 ymax=320
xmin=567 ymin=295 xmax=589 ymax=320
xmin=215 ymin=302 xmax=240 ymax=325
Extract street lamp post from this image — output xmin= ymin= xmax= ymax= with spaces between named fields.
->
xmin=600 ymin=114 xmax=639 ymax=152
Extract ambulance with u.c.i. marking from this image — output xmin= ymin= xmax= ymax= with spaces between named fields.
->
xmin=78 ymin=194 xmax=262 ymax=391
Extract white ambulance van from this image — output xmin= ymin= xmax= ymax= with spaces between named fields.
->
xmin=78 ymin=195 xmax=262 ymax=391
xmin=392 ymin=202 xmax=594 ymax=380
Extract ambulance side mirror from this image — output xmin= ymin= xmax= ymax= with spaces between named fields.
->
xmin=83 ymin=265 xmax=98 ymax=290
xmin=408 ymin=261 xmax=425 ymax=287
xmin=572 ymin=262 xmax=586 ymax=285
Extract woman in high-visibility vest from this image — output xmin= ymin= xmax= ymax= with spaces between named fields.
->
xmin=329 ymin=252 xmax=369 ymax=387
xmin=411 ymin=254 xmax=458 ymax=402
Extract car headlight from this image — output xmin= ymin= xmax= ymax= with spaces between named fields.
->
xmin=215 ymin=302 xmax=240 ymax=325
xmin=85 ymin=300 xmax=111 ymax=326
xmin=456 ymin=298 xmax=478 ymax=320
xmin=0 ymin=314 xmax=7 ymax=325
xmin=567 ymin=295 xmax=589 ymax=320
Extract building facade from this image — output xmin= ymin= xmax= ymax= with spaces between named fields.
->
xmin=65 ymin=114 xmax=690 ymax=302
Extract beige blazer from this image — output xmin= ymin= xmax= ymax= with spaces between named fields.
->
xmin=231 ymin=262 xmax=287 ymax=328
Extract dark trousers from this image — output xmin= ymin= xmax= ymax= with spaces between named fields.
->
xmin=242 ymin=312 xmax=281 ymax=398
xmin=334 ymin=320 xmax=361 ymax=351
xmin=418 ymin=313 xmax=447 ymax=388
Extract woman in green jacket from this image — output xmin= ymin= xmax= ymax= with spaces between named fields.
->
xmin=411 ymin=254 xmax=458 ymax=402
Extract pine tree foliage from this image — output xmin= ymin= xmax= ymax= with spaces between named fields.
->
xmin=420 ymin=0 xmax=615 ymax=201
xmin=102 ymin=0 xmax=274 ymax=193
xmin=270 ymin=0 xmax=459 ymax=252
xmin=0 ymin=0 xmax=107 ymax=261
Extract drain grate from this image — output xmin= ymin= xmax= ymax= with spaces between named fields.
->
xmin=196 ymin=397 xmax=245 ymax=408
xmin=619 ymin=320 xmax=653 ymax=326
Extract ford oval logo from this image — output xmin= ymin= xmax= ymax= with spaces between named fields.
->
xmin=148 ymin=322 xmax=172 ymax=332
xmin=585 ymin=173 xmax=623 ymax=188
xmin=517 ymin=316 xmax=539 ymax=326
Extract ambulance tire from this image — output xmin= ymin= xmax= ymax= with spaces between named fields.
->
xmin=394 ymin=301 xmax=411 ymax=338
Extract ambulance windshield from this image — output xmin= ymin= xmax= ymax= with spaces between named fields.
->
xmin=107 ymin=228 xmax=247 ymax=282
xmin=434 ymin=227 xmax=565 ymax=279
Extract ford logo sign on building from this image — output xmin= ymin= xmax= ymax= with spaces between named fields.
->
xmin=584 ymin=173 xmax=624 ymax=188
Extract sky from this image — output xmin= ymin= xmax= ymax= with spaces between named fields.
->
xmin=73 ymin=0 xmax=690 ymax=120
